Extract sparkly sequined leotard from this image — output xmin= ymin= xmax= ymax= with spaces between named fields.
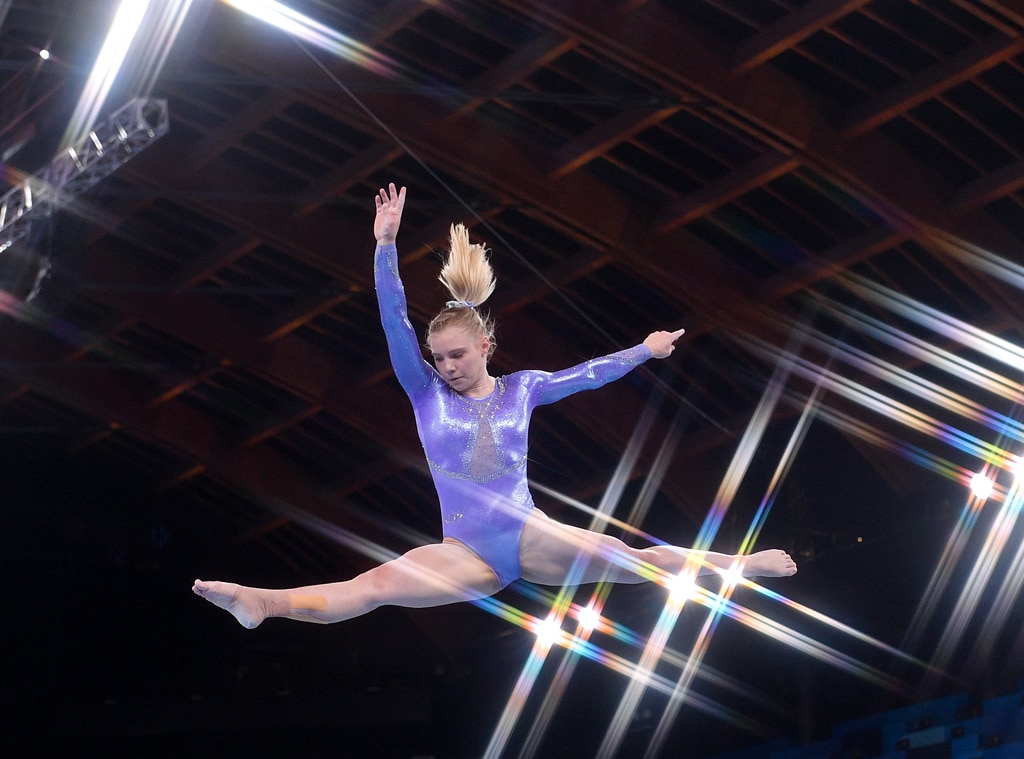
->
xmin=375 ymin=243 xmax=651 ymax=588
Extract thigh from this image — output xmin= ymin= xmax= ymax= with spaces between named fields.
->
xmin=518 ymin=510 xmax=641 ymax=586
xmin=370 ymin=540 xmax=503 ymax=608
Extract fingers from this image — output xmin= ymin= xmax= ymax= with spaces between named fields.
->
xmin=663 ymin=328 xmax=685 ymax=351
xmin=375 ymin=183 xmax=407 ymax=211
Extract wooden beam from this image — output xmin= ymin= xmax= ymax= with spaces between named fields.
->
xmin=732 ymin=0 xmax=871 ymax=74
xmin=549 ymin=106 xmax=682 ymax=178
xmin=953 ymin=158 xmax=1024 ymax=212
xmin=841 ymin=33 xmax=1024 ymax=138
xmin=656 ymin=151 xmax=800 ymax=233
xmin=444 ymin=32 xmax=578 ymax=122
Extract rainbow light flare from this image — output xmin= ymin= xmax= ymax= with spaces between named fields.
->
xmin=186 ymin=7 xmax=1011 ymax=750
xmin=927 ymin=470 xmax=1024 ymax=677
xmin=592 ymin=353 xmax=799 ymax=756
xmin=808 ymin=293 xmax=1024 ymax=404
xmin=740 ymin=333 xmax=1014 ymax=470
xmin=968 ymin=477 xmax=1024 ymax=664
xmin=220 ymin=0 xmax=396 ymax=76
xmin=56 ymin=0 xmax=199 ymax=154
xmin=484 ymin=395 xmax=673 ymax=758
xmin=837 ymin=271 xmax=1024 ymax=375
xmin=271 ymin=458 xmax=929 ymax=756
xmin=61 ymin=0 xmax=152 ymax=151
xmin=772 ymin=313 xmax=1024 ymax=445
xmin=926 ymin=228 xmax=1024 ymax=298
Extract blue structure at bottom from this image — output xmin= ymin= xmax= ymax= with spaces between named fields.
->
xmin=705 ymin=686 xmax=1024 ymax=759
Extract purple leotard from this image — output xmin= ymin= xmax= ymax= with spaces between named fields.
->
xmin=375 ymin=243 xmax=651 ymax=588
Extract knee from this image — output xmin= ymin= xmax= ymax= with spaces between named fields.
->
xmin=355 ymin=564 xmax=398 ymax=610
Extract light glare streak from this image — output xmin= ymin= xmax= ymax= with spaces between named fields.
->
xmin=837 ymin=271 xmax=1024 ymax=374
xmin=577 ymin=605 xmax=600 ymax=631
xmin=132 ymin=0 xmax=196 ymax=96
xmin=61 ymin=0 xmax=152 ymax=151
xmin=486 ymin=391 xmax=666 ymax=758
xmin=694 ymin=362 xmax=786 ymax=549
xmin=927 ymin=470 xmax=1024 ymax=678
xmin=810 ymin=294 xmax=1023 ymax=403
xmin=967 ymin=478 xmax=1024 ymax=667
xmin=274 ymin=485 xmax=933 ymax=753
xmin=602 ymin=330 xmax=809 ymax=757
xmin=221 ymin=0 xmax=395 ymax=75
xmin=804 ymin=397 xmax=969 ymax=486
xmin=740 ymin=333 xmax=1012 ymax=469
xmin=926 ymin=228 xmax=1024 ymax=296
xmin=775 ymin=313 xmax=1024 ymax=444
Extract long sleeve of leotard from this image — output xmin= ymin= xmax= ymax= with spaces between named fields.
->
xmin=528 ymin=344 xmax=652 ymax=407
xmin=374 ymin=243 xmax=434 ymax=396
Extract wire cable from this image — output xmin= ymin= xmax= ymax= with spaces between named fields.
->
xmin=293 ymin=37 xmax=731 ymax=435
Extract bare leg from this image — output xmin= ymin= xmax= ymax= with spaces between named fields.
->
xmin=193 ymin=540 xmax=502 ymax=629
xmin=518 ymin=510 xmax=796 ymax=586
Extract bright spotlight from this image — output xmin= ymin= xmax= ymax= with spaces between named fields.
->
xmin=221 ymin=0 xmax=394 ymax=75
xmin=39 ymin=49 xmax=51 ymax=60
xmin=970 ymin=472 xmax=994 ymax=500
xmin=719 ymin=563 xmax=745 ymax=588
xmin=1012 ymin=456 xmax=1024 ymax=482
xmin=576 ymin=605 xmax=600 ymax=632
xmin=534 ymin=615 xmax=563 ymax=648
xmin=61 ymin=0 xmax=152 ymax=150
xmin=667 ymin=568 xmax=698 ymax=601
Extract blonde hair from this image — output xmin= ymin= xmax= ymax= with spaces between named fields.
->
xmin=427 ymin=223 xmax=497 ymax=358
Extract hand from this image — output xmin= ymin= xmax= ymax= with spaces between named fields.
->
xmin=374 ymin=182 xmax=406 ymax=244
xmin=643 ymin=328 xmax=685 ymax=359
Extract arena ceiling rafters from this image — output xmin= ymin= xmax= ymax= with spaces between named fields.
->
xmin=3 ymin=1 xmax=1024 ymax=756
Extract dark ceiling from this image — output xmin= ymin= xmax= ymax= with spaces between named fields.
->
xmin=4 ymin=0 xmax=1024 ymax=756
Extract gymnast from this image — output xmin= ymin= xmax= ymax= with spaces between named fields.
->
xmin=192 ymin=183 xmax=796 ymax=629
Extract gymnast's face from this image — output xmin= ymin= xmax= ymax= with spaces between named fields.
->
xmin=428 ymin=326 xmax=492 ymax=396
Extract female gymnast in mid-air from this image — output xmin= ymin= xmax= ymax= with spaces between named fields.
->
xmin=193 ymin=183 xmax=796 ymax=629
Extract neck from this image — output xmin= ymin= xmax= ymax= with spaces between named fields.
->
xmin=461 ymin=374 xmax=496 ymax=399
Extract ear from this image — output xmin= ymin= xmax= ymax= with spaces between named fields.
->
xmin=480 ymin=335 xmax=491 ymax=357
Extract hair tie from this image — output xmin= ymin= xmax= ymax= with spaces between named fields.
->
xmin=446 ymin=300 xmax=476 ymax=310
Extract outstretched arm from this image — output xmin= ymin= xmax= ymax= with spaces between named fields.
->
xmin=529 ymin=327 xmax=686 ymax=407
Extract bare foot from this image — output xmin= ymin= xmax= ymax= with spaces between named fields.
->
xmin=743 ymin=549 xmax=797 ymax=577
xmin=192 ymin=580 xmax=273 ymax=629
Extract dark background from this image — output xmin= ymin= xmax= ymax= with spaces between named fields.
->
xmin=3 ymin=1 xmax=1024 ymax=756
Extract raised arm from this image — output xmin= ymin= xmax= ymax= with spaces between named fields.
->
xmin=374 ymin=182 xmax=405 ymax=245
xmin=373 ymin=184 xmax=434 ymax=395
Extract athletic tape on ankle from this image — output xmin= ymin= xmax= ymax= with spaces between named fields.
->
xmin=290 ymin=594 xmax=328 ymax=612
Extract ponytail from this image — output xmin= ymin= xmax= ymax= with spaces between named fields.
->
xmin=427 ymin=223 xmax=497 ymax=357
